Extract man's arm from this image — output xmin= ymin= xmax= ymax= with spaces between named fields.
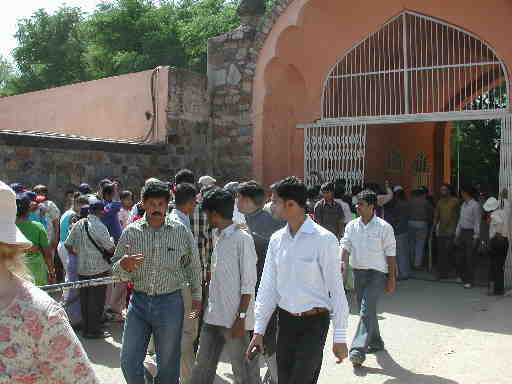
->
xmin=340 ymin=223 xmax=353 ymax=273
xmin=183 ymin=228 xmax=203 ymax=302
xmin=383 ymin=225 xmax=397 ymax=293
xmin=473 ymin=203 xmax=482 ymax=239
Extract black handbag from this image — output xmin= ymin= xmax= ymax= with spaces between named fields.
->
xmin=84 ymin=220 xmax=113 ymax=265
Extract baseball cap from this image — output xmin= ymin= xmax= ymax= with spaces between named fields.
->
xmin=89 ymin=199 xmax=106 ymax=211
xmin=9 ymin=183 xmax=25 ymax=193
xmin=79 ymin=183 xmax=92 ymax=194
xmin=393 ymin=185 xmax=404 ymax=193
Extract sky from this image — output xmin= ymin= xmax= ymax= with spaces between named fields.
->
xmin=1 ymin=0 xmax=103 ymax=61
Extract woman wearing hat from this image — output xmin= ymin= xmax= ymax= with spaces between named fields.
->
xmin=0 ymin=181 xmax=99 ymax=383
xmin=483 ymin=197 xmax=509 ymax=295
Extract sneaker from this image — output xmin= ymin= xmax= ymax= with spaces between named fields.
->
xmin=464 ymin=283 xmax=472 ymax=289
xmin=456 ymin=278 xmax=464 ymax=284
xmin=350 ymin=353 xmax=365 ymax=368
xmin=367 ymin=344 xmax=385 ymax=354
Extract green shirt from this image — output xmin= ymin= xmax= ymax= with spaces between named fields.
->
xmin=16 ymin=220 xmax=49 ymax=262
xmin=112 ymin=214 xmax=202 ymax=300
xmin=435 ymin=197 xmax=460 ymax=236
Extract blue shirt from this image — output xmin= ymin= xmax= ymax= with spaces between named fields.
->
xmin=169 ymin=208 xmax=191 ymax=231
xmin=29 ymin=211 xmax=48 ymax=230
xmin=60 ymin=209 xmax=76 ymax=242
xmin=101 ymin=200 xmax=122 ymax=243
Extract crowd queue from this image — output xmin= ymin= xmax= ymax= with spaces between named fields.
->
xmin=0 ymin=169 xmax=509 ymax=384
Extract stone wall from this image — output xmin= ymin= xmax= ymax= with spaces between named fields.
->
xmin=207 ymin=0 xmax=294 ymax=185
xmin=0 ymin=68 xmax=212 ymax=210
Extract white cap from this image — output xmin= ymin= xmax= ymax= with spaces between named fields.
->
xmin=224 ymin=181 xmax=239 ymax=194
xmin=199 ymin=175 xmax=216 ymax=187
xmin=483 ymin=197 xmax=499 ymax=212
xmin=0 ymin=181 xmax=32 ymax=246
xmin=393 ymin=185 xmax=404 ymax=193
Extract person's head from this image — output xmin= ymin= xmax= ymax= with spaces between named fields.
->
xmin=306 ymin=185 xmax=320 ymax=201
xmin=142 ymin=181 xmax=171 ymax=222
xmin=352 ymin=185 xmax=363 ymax=197
xmin=201 ymin=189 xmax=234 ymax=229
xmin=174 ymin=183 xmax=197 ymax=215
xmin=356 ymin=190 xmax=378 ymax=218
xmin=16 ymin=197 xmax=31 ymax=218
xmin=334 ymin=183 xmax=346 ymax=199
xmin=120 ymin=190 xmax=134 ymax=210
xmin=89 ymin=199 xmax=106 ymax=218
xmin=65 ymin=189 xmax=75 ymax=201
xmin=79 ymin=183 xmax=92 ymax=195
xmin=224 ymin=182 xmax=240 ymax=198
xmin=237 ymin=181 xmax=266 ymax=214
xmin=483 ymin=197 xmax=499 ymax=213
xmin=271 ymin=176 xmax=307 ymax=221
xmin=320 ymin=182 xmax=335 ymax=201
xmin=102 ymin=183 xmax=115 ymax=201
xmin=33 ymin=184 xmax=49 ymax=199
xmin=9 ymin=183 xmax=25 ymax=194
xmin=175 ymin=169 xmax=195 ymax=186
xmin=1 ymin=181 xmax=33 ymax=280
xmin=97 ymin=179 xmax=112 ymax=195
xmin=460 ymin=184 xmax=478 ymax=201
xmin=198 ymin=175 xmax=217 ymax=191
xmin=440 ymin=183 xmax=453 ymax=198
xmin=74 ymin=194 xmax=90 ymax=212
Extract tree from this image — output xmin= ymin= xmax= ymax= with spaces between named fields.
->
xmin=11 ymin=6 xmax=90 ymax=94
xmin=0 ymin=55 xmax=16 ymax=97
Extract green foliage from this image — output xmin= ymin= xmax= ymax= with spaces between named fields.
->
xmin=11 ymin=6 xmax=90 ymax=94
xmin=0 ymin=55 xmax=16 ymax=97
xmin=451 ymin=84 xmax=507 ymax=194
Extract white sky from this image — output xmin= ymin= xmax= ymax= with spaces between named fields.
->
xmin=1 ymin=0 xmax=103 ymax=61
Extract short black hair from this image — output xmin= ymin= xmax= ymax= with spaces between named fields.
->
xmin=273 ymin=176 xmax=307 ymax=209
xmin=237 ymin=181 xmax=266 ymax=206
xmin=320 ymin=182 xmax=335 ymax=193
xmin=142 ymin=181 xmax=171 ymax=202
xmin=175 ymin=169 xmax=195 ymax=185
xmin=102 ymin=183 xmax=115 ymax=196
xmin=16 ymin=199 xmax=30 ymax=217
xmin=201 ymin=188 xmax=234 ymax=220
xmin=307 ymin=185 xmax=320 ymax=200
xmin=175 ymin=183 xmax=197 ymax=206
xmin=441 ymin=183 xmax=454 ymax=196
xmin=358 ymin=190 xmax=378 ymax=208
xmin=77 ymin=195 xmax=90 ymax=206
xmin=461 ymin=184 xmax=478 ymax=199
xmin=98 ymin=179 xmax=112 ymax=189
xmin=120 ymin=190 xmax=133 ymax=200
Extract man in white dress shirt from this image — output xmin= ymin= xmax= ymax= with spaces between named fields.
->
xmin=248 ymin=176 xmax=349 ymax=384
xmin=341 ymin=190 xmax=396 ymax=368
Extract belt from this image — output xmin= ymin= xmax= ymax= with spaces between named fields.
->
xmin=288 ymin=307 xmax=329 ymax=317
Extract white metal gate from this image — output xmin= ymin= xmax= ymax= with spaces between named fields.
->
xmin=304 ymin=124 xmax=366 ymax=191
xmin=500 ymin=115 xmax=512 ymax=289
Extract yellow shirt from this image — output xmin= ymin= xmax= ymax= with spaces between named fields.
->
xmin=435 ymin=197 xmax=460 ymax=236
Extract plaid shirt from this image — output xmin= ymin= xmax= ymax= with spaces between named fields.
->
xmin=190 ymin=204 xmax=213 ymax=280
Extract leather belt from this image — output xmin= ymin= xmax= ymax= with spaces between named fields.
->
xmin=289 ymin=307 xmax=329 ymax=317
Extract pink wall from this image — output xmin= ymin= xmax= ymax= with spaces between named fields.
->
xmin=0 ymin=67 xmax=169 ymax=142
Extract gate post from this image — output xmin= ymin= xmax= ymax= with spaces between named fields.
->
xmin=500 ymin=114 xmax=512 ymax=290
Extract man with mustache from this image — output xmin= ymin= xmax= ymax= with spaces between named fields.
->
xmin=112 ymin=181 xmax=202 ymax=384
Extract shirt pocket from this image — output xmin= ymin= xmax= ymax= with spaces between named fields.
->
xmin=366 ymin=232 xmax=382 ymax=253
xmin=293 ymin=257 xmax=321 ymax=290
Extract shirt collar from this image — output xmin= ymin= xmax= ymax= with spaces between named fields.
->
xmin=216 ymin=223 xmax=238 ymax=238
xmin=357 ymin=214 xmax=377 ymax=227
xmin=139 ymin=213 xmax=174 ymax=228
xmin=285 ymin=216 xmax=317 ymax=238
xmin=245 ymin=207 xmax=264 ymax=219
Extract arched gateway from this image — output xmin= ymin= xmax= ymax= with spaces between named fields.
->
xmin=301 ymin=11 xmax=511 ymax=194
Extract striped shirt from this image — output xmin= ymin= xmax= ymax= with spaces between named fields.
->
xmin=169 ymin=208 xmax=191 ymax=231
xmin=190 ymin=203 xmax=213 ymax=279
xmin=205 ymin=224 xmax=258 ymax=330
xmin=111 ymin=214 xmax=202 ymax=300
xmin=64 ymin=215 xmax=114 ymax=276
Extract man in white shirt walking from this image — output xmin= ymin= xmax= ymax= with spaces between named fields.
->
xmin=341 ymin=190 xmax=396 ymax=368
xmin=191 ymin=189 xmax=261 ymax=384
xmin=248 ymin=177 xmax=349 ymax=384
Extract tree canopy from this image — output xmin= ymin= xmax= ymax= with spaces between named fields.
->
xmin=3 ymin=0 xmax=241 ymax=95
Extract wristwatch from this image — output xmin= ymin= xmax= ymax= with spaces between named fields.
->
xmin=238 ymin=312 xmax=247 ymax=319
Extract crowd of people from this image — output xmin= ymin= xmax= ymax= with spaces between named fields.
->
xmin=0 ymin=170 xmax=509 ymax=383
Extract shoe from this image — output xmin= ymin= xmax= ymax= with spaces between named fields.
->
xmin=463 ymin=283 xmax=472 ymax=289
xmin=82 ymin=330 xmax=111 ymax=339
xmin=367 ymin=345 xmax=385 ymax=354
xmin=350 ymin=353 xmax=364 ymax=368
xmin=144 ymin=356 xmax=158 ymax=377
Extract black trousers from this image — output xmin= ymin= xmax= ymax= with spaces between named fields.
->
xmin=79 ymin=271 xmax=109 ymax=334
xmin=456 ymin=229 xmax=478 ymax=284
xmin=437 ymin=235 xmax=455 ymax=278
xmin=489 ymin=236 xmax=509 ymax=294
xmin=277 ymin=308 xmax=330 ymax=384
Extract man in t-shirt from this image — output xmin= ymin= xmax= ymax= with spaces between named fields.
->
xmin=314 ymin=182 xmax=346 ymax=239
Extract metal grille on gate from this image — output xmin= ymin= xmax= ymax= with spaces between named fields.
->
xmin=304 ymin=124 xmax=366 ymax=191
xmin=500 ymin=114 xmax=512 ymax=290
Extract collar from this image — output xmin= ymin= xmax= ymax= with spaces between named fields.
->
xmin=285 ymin=216 xmax=317 ymax=238
xmin=215 ymin=223 xmax=238 ymax=238
xmin=173 ymin=208 xmax=189 ymax=219
xmin=139 ymin=213 xmax=174 ymax=228
xmin=321 ymin=199 xmax=337 ymax=206
xmin=244 ymin=207 xmax=264 ymax=219
xmin=358 ymin=214 xmax=377 ymax=227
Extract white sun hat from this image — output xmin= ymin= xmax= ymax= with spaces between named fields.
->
xmin=198 ymin=175 xmax=217 ymax=188
xmin=0 ymin=180 xmax=32 ymax=246
xmin=483 ymin=197 xmax=499 ymax=212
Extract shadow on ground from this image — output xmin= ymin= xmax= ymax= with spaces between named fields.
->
xmin=354 ymin=351 xmax=459 ymax=384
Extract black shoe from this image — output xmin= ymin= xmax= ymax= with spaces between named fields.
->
xmin=82 ymin=330 xmax=111 ymax=339
xmin=367 ymin=344 xmax=385 ymax=354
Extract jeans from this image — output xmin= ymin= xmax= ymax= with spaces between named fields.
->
xmin=181 ymin=287 xmax=198 ymax=384
xmin=121 ymin=290 xmax=184 ymax=384
xmin=277 ymin=308 xmax=330 ymax=384
xmin=395 ymin=233 xmax=410 ymax=279
xmin=455 ymin=229 xmax=478 ymax=284
xmin=408 ymin=220 xmax=429 ymax=268
xmin=59 ymin=244 xmax=81 ymax=325
xmin=350 ymin=269 xmax=387 ymax=363
xmin=489 ymin=236 xmax=509 ymax=294
xmin=190 ymin=323 xmax=261 ymax=384
xmin=79 ymin=271 xmax=109 ymax=334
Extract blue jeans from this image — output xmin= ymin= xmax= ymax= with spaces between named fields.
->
xmin=395 ymin=233 xmax=410 ymax=279
xmin=350 ymin=269 xmax=387 ymax=363
xmin=408 ymin=220 xmax=429 ymax=268
xmin=121 ymin=290 xmax=184 ymax=384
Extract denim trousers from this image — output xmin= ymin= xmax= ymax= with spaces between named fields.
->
xmin=395 ymin=233 xmax=410 ymax=279
xmin=350 ymin=269 xmax=387 ymax=363
xmin=121 ymin=290 xmax=184 ymax=384
xmin=408 ymin=220 xmax=429 ymax=268
xmin=190 ymin=323 xmax=261 ymax=384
